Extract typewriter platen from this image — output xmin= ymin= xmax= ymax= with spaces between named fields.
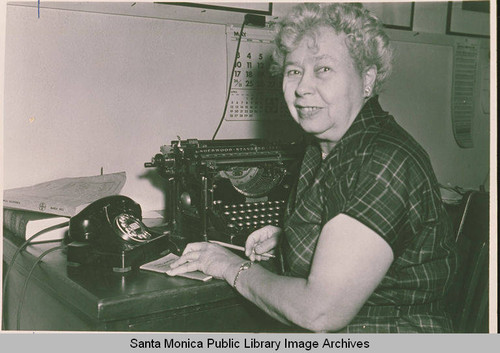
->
xmin=145 ymin=139 xmax=303 ymax=246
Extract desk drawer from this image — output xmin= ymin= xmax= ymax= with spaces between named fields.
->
xmin=114 ymin=298 xmax=259 ymax=332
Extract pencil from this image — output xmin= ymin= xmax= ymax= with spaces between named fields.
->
xmin=208 ymin=240 xmax=275 ymax=258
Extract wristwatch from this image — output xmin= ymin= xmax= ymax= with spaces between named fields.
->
xmin=232 ymin=261 xmax=253 ymax=288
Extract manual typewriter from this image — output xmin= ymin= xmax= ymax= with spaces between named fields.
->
xmin=145 ymin=138 xmax=304 ymax=246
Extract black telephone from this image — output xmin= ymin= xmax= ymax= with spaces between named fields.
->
xmin=69 ymin=195 xmax=152 ymax=248
xmin=66 ymin=195 xmax=182 ymax=273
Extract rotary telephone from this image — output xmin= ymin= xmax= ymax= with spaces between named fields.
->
xmin=66 ymin=195 xmax=182 ymax=272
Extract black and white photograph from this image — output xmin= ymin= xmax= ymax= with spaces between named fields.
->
xmin=0 ymin=0 xmax=496 ymax=350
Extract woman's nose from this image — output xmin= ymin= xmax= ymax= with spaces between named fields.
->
xmin=295 ymin=74 xmax=314 ymax=96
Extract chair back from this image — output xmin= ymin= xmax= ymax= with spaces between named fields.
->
xmin=446 ymin=191 xmax=489 ymax=333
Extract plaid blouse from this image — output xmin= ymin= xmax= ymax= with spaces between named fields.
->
xmin=281 ymin=97 xmax=457 ymax=333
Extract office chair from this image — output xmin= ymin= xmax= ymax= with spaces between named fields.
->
xmin=446 ymin=191 xmax=490 ymax=333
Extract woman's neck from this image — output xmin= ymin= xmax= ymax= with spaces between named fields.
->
xmin=319 ymin=141 xmax=337 ymax=157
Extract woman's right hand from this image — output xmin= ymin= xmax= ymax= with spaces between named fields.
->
xmin=245 ymin=225 xmax=282 ymax=261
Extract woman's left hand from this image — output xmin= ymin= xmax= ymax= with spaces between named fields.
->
xmin=166 ymin=242 xmax=245 ymax=281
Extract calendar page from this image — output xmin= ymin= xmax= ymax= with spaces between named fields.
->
xmin=451 ymin=39 xmax=479 ymax=148
xmin=225 ymin=25 xmax=289 ymax=121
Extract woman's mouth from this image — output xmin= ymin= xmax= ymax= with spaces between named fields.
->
xmin=296 ymin=106 xmax=323 ymax=118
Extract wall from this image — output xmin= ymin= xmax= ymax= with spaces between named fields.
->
xmin=380 ymin=33 xmax=490 ymax=190
xmin=2 ymin=2 xmax=491 ymax=213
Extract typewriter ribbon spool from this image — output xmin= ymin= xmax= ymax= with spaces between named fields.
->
xmin=221 ymin=166 xmax=285 ymax=198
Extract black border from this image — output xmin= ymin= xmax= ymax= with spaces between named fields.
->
xmin=157 ymin=2 xmax=273 ymax=16
xmin=381 ymin=2 xmax=415 ymax=31
xmin=446 ymin=1 xmax=490 ymax=38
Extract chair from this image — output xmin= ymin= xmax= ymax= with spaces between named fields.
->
xmin=446 ymin=191 xmax=490 ymax=333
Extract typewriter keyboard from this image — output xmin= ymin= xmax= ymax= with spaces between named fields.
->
xmin=213 ymin=200 xmax=286 ymax=234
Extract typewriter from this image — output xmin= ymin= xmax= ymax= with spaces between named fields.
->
xmin=145 ymin=138 xmax=304 ymax=246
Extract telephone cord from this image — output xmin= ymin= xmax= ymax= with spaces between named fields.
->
xmin=2 ymin=221 xmax=68 ymax=329
xmin=15 ymin=245 xmax=66 ymax=330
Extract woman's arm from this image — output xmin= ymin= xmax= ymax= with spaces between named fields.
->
xmin=226 ymin=213 xmax=394 ymax=331
xmin=168 ymin=213 xmax=393 ymax=332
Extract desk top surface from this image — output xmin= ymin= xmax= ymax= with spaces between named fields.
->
xmin=3 ymin=232 xmax=242 ymax=322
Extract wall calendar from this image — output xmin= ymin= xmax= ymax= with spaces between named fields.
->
xmin=451 ymin=39 xmax=479 ymax=148
xmin=225 ymin=25 xmax=289 ymax=121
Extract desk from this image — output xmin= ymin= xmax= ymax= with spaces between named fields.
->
xmin=2 ymin=231 xmax=294 ymax=332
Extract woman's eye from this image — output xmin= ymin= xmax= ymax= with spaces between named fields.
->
xmin=286 ymin=69 xmax=301 ymax=77
xmin=317 ymin=67 xmax=331 ymax=74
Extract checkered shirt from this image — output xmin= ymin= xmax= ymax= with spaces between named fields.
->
xmin=281 ymin=97 xmax=457 ymax=333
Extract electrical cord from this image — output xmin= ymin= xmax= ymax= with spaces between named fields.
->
xmin=2 ymin=221 xmax=69 ymax=329
xmin=16 ymin=245 xmax=66 ymax=330
xmin=211 ymin=19 xmax=247 ymax=140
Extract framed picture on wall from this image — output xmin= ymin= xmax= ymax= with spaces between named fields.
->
xmin=446 ymin=1 xmax=490 ymax=38
xmin=162 ymin=2 xmax=273 ymax=15
xmin=364 ymin=2 xmax=415 ymax=30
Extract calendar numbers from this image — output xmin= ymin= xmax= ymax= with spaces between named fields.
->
xmin=228 ymin=91 xmax=289 ymax=120
xmin=226 ymin=26 xmax=289 ymax=121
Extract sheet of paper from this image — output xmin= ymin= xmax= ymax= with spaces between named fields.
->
xmin=140 ymin=253 xmax=213 ymax=282
xmin=3 ymin=172 xmax=126 ymax=217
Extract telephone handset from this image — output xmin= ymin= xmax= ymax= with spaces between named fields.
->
xmin=68 ymin=195 xmax=152 ymax=249
xmin=67 ymin=195 xmax=181 ymax=272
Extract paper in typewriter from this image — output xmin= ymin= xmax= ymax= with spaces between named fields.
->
xmin=3 ymin=172 xmax=126 ymax=217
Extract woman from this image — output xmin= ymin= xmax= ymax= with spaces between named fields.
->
xmin=167 ymin=3 xmax=457 ymax=333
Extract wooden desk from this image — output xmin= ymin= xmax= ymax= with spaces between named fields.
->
xmin=2 ymin=231 xmax=293 ymax=332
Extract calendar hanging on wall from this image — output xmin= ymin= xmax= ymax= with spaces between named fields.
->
xmin=225 ymin=25 xmax=289 ymax=121
xmin=451 ymin=39 xmax=479 ymax=148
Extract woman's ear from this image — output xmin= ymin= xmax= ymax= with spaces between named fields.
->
xmin=363 ymin=66 xmax=377 ymax=97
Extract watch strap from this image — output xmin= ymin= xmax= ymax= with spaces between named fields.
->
xmin=232 ymin=261 xmax=253 ymax=288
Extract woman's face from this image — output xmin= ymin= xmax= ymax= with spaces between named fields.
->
xmin=283 ymin=27 xmax=366 ymax=144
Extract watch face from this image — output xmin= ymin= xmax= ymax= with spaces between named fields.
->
xmin=241 ymin=262 xmax=252 ymax=270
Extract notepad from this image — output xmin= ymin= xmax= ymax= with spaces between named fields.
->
xmin=140 ymin=253 xmax=212 ymax=282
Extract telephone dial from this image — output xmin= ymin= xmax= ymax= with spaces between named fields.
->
xmin=66 ymin=195 xmax=183 ymax=273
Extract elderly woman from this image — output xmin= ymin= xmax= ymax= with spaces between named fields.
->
xmin=168 ymin=3 xmax=457 ymax=333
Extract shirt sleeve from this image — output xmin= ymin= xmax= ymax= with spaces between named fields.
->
xmin=339 ymin=146 xmax=439 ymax=252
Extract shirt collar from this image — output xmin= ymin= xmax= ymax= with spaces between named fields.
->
xmin=336 ymin=95 xmax=387 ymax=149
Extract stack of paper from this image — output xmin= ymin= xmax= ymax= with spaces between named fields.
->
xmin=3 ymin=172 xmax=126 ymax=217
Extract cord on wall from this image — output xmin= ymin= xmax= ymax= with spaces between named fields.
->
xmin=211 ymin=14 xmax=266 ymax=140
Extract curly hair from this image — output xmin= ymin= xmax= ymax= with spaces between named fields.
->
xmin=271 ymin=3 xmax=394 ymax=96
